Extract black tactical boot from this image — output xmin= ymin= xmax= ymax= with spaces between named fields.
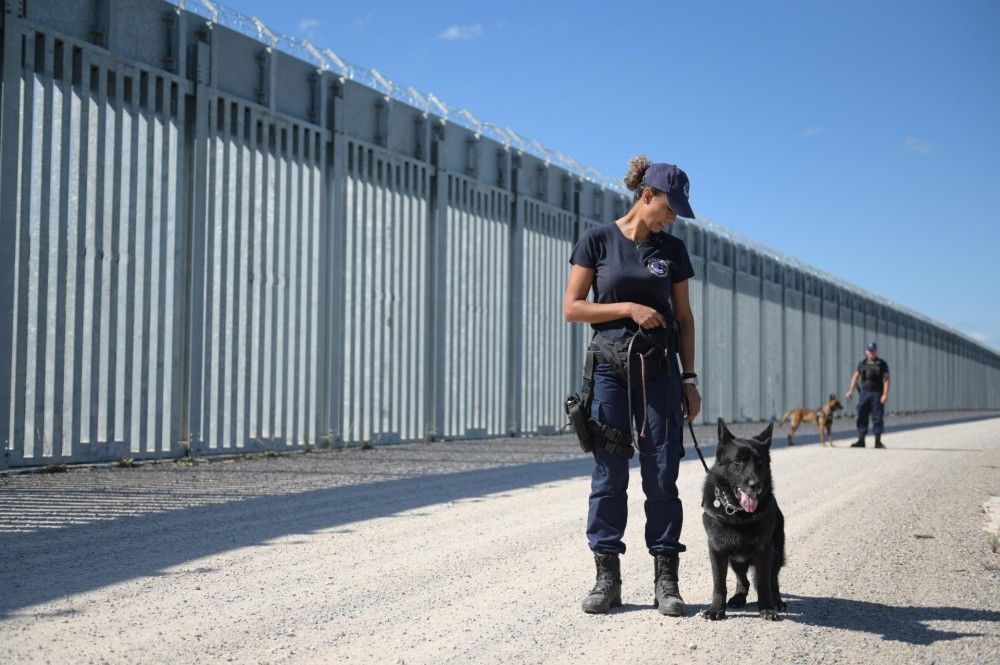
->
xmin=653 ymin=553 xmax=686 ymax=616
xmin=581 ymin=553 xmax=622 ymax=614
xmin=874 ymin=434 xmax=885 ymax=448
xmin=850 ymin=435 xmax=866 ymax=448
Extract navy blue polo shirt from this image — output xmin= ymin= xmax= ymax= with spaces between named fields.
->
xmin=569 ymin=223 xmax=695 ymax=341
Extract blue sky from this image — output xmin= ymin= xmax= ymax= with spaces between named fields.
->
xmin=227 ymin=0 xmax=1000 ymax=351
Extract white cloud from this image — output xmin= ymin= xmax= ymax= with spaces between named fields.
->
xmin=904 ymin=136 xmax=932 ymax=154
xmin=966 ymin=331 xmax=991 ymax=344
xmin=297 ymin=18 xmax=320 ymax=33
xmin=353 ymin=11 xmax=377 ymax=29
xmin=800 ymin=126 xmax=825 ymax=138
xmin=439 ymin=24 xmax=485 ymax=41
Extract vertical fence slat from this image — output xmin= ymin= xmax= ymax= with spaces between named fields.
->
xmin=2 ymin=15 xmax=998 ymax=468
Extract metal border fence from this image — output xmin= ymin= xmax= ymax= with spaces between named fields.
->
xmin=2 ymin=0 xmax=999 ymax=467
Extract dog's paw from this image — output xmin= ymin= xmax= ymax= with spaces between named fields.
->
xmin=759 ymin=608 xmax=781 ymax=621
xmin=775 ymin=598 xmax=788 ymax=611
xmin=727 ymin=592 xmax=747 ymax=608
xmin=702 ymin=608 xmax=726 ymax=621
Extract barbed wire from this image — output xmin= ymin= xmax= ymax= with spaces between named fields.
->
xmin=173 ymin=0 xmax=990 ymax=351
xmin=175 ymin=0 xmax=627 ymax=194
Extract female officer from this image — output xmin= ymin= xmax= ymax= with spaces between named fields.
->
xmin=563 ymin=155 xmax=702 ymax=616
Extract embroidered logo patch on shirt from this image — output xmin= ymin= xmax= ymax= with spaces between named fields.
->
xmin=646 ymin=258 xmax=671 ymax=278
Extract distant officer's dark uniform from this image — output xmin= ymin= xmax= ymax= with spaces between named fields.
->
xmin=855 ymin=356 xmax=889 ymax=437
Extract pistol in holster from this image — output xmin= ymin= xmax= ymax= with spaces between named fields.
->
xmin=564 ymin=392 xmax=594 ymax=454
xmin=563 ymin=344 xmax=635 ymax=459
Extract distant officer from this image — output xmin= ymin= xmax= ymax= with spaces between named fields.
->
xmin=844 ymin=342 xmax=890 ymax=448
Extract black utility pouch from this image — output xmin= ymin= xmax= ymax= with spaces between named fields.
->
xmin=565 ymin=393 xmax=594 ymax=454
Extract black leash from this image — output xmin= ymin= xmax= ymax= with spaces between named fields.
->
xmin=678 ymin=372 xmax=710 ymax=473
xmin=687 ymin=420 xmax=710 ymax=473
xmin=625 ymin=327 xmax=711 ymax=473
xmin=625 ymin=331 xmax=640 ymax=452
xmin=625 ymin=328 xmax=670 ymax=459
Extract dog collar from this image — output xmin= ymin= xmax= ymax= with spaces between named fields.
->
xmin=705 ymin=487 xmax=772 ymax=523
xmin=703 ymin=505 xmax=771 ymax=524
xmin=713 ymin=487 xmax=740 ymax=515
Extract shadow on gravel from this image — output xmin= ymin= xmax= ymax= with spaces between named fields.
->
xmin=780 ymin=594 xmax=999 ymax=644
xmin=614 ymin=603 xmax=653 ymax=614
xmin=0 ymin=456 xmax=594 ymax=617
xmin=1 ymin=412 xmax=995 ymax=617
xmin=613 ymin=602 xmax=713 ymax=616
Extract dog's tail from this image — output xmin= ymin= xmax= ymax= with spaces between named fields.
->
xmin=778 ymin=410 xmax=793 ymax=428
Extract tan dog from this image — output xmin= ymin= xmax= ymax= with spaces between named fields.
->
xmin=779 ymin=394 xmax=844 ymax=446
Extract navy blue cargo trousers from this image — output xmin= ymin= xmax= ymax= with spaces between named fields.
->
xmin=856 ymin=389 xmax=885 ymax=436
xmin=587 ymin=358 xmax=686 ymax=556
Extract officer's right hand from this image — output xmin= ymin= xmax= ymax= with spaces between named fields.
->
xmin=844 ymin=389 xmax=853 ymax=400
xmin=628 ymin=303 xmax=665 ymax=329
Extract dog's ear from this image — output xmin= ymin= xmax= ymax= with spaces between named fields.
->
xmin=829 ymin=393 xmax=836 ymax=401
xmin=717 ymin=418 xmax=734 ymax=445
xmin=753 ymin=421 xmax=774 ymax=448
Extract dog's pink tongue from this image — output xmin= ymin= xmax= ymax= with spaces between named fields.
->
xmin=739 ymin=490 xmax=758 ymax=513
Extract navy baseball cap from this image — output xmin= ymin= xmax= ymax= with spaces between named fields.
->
xmin=643 ymin=163 xmax=694 ymax=219
xmin=866 ymin=342 xmax=878 ymax=351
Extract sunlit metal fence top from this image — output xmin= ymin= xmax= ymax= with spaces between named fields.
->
xmin=172 ymin=0 xmax=992 ymax=354
xmin=174 ymin=0 xmax=626 ymax=194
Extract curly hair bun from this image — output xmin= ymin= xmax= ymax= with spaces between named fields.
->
xmin=623 ymin=154 xmax=651 ymax=192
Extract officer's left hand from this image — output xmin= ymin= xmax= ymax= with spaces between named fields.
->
xmin=880 ymin=394 xmax=888 ymax=405
xmin=683 ymin=384 xmax=702 ymax=422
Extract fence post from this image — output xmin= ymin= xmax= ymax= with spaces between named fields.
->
xmin=180 ymin=26 xmax=214 ymax=453
xmin=425 ymin=121 xmax=446 ymax=441
xmin=318 ymin=73 xmax=344 ymax=448
xmin=0 ymin=9 xmax=26 ymax=468
xmin=505 ymin=148 xmax=522 ymax=436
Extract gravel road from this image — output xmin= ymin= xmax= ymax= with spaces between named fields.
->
xmin=2 ymin=412 xmax=998 ymax=664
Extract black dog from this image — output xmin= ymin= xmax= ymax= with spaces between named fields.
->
xmin=701 ymin=419 xmax=786 ymax=621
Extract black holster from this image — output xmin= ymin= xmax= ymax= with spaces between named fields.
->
xmin=564 ymin=392 xmax=635 ymax=459
xmin=564 ymin=392 xmax=594 ymax=454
